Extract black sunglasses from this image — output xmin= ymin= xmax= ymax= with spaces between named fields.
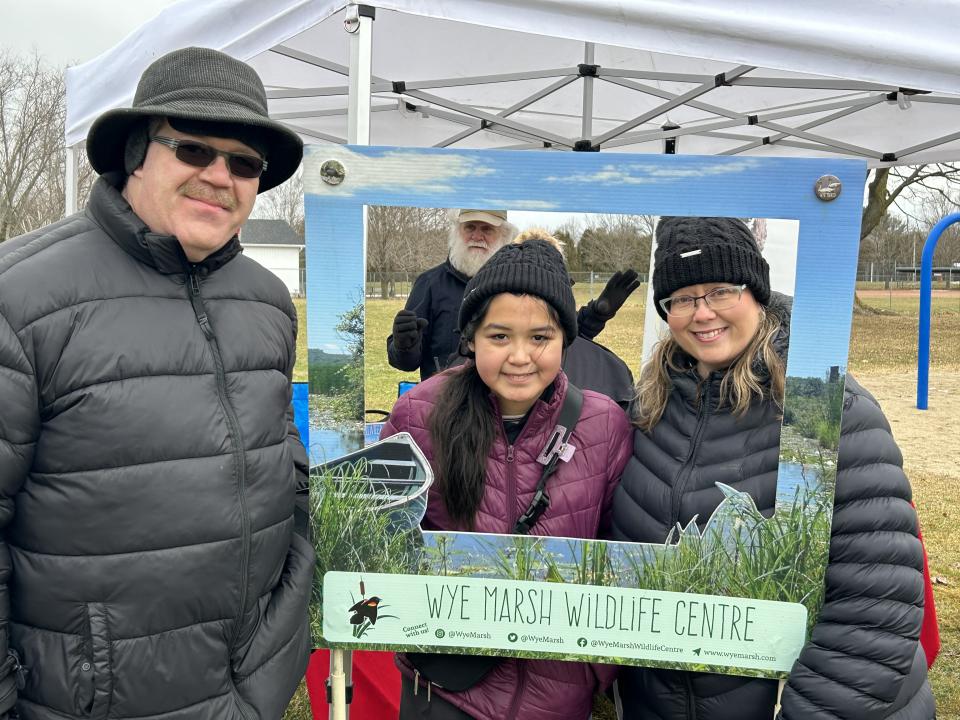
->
xmin=150 ymin=136 xmax=268 ymax=179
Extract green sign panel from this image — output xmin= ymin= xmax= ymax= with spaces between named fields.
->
xmin=324 ymin=571 xmax=807 ymax=673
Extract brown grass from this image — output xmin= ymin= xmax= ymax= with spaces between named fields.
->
xmin=293 ymin=297 xmax=308 ymax=383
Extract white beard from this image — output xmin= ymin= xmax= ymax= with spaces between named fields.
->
xmin=447 ymin=226 xmax=509 ymax=277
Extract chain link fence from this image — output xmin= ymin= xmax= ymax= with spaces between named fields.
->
xmin=365 ymin=270 xmax=651 ymax=299
xmin=856 ymin=261 xmax=960 ymax=290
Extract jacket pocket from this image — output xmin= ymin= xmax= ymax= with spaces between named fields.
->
xmin=81 ymin=603 xmax=114 ymax=719
xmin=0 ymin=651 xmax=20 ymax=715
xmin=232 ymin=533 xmax=314 ymax=719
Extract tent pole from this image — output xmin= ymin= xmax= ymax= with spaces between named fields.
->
xmin=64 ymin=144 xmax=79 ymax=217
xmin=331 ymin=6 xmax=374 ymax=717
xmin=329 ymin=649 xmax=347 ymax=720
xmin=347 ymin=4 xmax=374 ymax=145
xmin=581 ymin=42 xmax=595 ymax=142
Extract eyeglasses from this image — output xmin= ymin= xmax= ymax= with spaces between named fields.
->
xmin=150 ymin=136 xmax=268 ymax=179
xmin=659 ymin=284 xmax=747 ymax=317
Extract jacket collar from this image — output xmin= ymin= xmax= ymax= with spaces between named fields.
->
xmin=488 ymin=370 xmax=566 ymax=428
xmin=86 ymin=173 xmax=242 ymax=276
xmin=443 ymin=258 xmax=472 ymax=284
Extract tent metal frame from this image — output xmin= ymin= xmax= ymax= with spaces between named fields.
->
xmin=251 ymin=5 xmax=957 ymax=167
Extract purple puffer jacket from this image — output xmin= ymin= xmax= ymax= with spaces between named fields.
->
xmin=380 ymin=369 xmax=632 ymax=720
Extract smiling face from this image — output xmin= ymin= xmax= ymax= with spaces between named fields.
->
xmin=448 ymin=220 xmax=508 ymax=277
xmin=122 ymin=119 xmax=260 ymax=262
xmin=666 ymin=283 xmax=762 ymax=378
xmin=468 ymin=293 xmax=563 ymax=416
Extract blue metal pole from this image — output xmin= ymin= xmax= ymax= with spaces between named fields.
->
xmin=917 ymin=213 xmax=960 ymax=409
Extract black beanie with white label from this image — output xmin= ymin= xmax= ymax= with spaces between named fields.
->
xmin=652 ymin=216 xmax=770 ymax=321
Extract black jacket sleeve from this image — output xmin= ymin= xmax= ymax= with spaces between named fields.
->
xmin=0 ymin=311 xmax=39 ymax=714
xmin=387 ymin=273 xmax=432 ymax=372
xmin=576 ymin=300 xmax=609 ymax=341
xmin=780 ymin=376 xmax=935 ymax=718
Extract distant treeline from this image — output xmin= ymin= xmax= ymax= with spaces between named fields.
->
xmin=783 ymin=372 xmax=844 ymax=450
xmin=308 ymin=349 xmax=351 ymax=393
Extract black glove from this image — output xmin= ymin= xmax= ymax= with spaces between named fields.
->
xmin=392 ymin=310 xmax=428 ymax=351
xmin=595 ymin=269 xmax=640 ymax=319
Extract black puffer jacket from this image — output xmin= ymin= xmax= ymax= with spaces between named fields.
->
xmin=611 ymin=298 xmax=935 ymax=719
xmin=387 ymin=259 xmax=469 ymax=381
xmin=0 ymin=175 xmax=314 ymax=719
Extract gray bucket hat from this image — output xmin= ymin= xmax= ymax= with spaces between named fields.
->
xmin=86 ymin=46 xmax=302 ymax=193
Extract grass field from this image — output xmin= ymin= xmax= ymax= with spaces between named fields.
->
xmin=290 ymin=288 xmax=960 ymax=718
xmin=293 ymin=298 xmax=307 ymax=383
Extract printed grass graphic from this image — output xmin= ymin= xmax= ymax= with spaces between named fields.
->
xmin=310 ymin=463 xmax=420 ymax=643
xmin=312 ymin=376 xmax=840 ymax=677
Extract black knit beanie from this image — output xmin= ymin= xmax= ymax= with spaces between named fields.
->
xmin=652 ymin=216 xmax=770 ymax=321
xmin=459 ymin=239 xmax=578 ymax=345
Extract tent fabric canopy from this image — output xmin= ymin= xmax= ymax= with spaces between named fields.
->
xmin=66 ymin=0 xmax=960 ymax=167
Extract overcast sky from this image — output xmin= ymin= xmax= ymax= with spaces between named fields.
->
xmin=0 ymin=0 xmax=180 ymax=66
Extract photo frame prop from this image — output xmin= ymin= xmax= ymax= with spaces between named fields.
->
xmin=304 ymin=146 xmax=863 ymax=678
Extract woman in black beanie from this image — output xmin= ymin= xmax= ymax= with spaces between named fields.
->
xmin=380 ymin=238 xmax=633 ymax=719
xmin=610 ymin=217 xmax=934 ymax=718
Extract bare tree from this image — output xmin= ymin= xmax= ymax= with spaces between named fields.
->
xmin=252 ymin=167 xmax=304 ymax=238
xmin=916 ymin=189 xmax=960 ymax=268
xmin=577 ymin=214 xmax=653 ymax=273
xmin=858 ymin=213 xmax=918 ymax=275
xmin=366 ymin=206 xmax=448 ymax=297
xmin=862 ymin=165 xmax=960 ymax=243
xmin=0 ymin=51 xmax=77 ymax=241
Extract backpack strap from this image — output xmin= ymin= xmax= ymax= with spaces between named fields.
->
xmin=513 ymin=384 xmax=584 ymax=534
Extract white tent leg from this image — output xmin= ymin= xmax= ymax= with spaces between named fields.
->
xmin=65 ymin=144 xmax=79 ymax=217
xmin=581 ymin=42 xmax=595 ymax=141
xmin=347 ymin=4 xmax=374 ymax=145
xmin=329 ymin=648 xmax=347 ymax=720
xmin=330 ymin=6 xmax=374 ymax=719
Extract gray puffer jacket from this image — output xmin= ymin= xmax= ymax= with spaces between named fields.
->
xmin=611 ymin=297 xmax=935 ymax=719
xmin=0 ymin=175 xmax=314 ymax=719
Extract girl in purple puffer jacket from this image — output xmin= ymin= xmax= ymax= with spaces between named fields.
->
xmin=381 ymin=239 xmax=632 ymax=720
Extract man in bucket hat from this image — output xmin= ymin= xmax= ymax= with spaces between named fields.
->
xmin=0 ymin=47 xmax=312 ymax=719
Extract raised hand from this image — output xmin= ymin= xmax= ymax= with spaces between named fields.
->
xmin=392 ymin=309 xmax=428 ymax=351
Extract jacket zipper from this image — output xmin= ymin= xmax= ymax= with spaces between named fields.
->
xmin=504 ymin=660 xmax=527 ymax=719
xmin=187 ymin=270 xmax=251 ymax=649
xmin=505 ymin=444 xmax=517 ymax=530
xmin=668 ymin=378 xmax=713 ymax=532
xmin=683 ymin=672 xmax=698 ymax=719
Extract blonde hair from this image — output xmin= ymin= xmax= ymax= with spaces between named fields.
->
xmin=514 ymin=227 xmax=565 ymax=258
xmin=633 ymin=307 xmax=785 ymax=432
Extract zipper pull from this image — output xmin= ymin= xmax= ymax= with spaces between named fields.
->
xmin=507 ymin=445 xmax=514 ymax=463
xmin=196 ymin=312 xmax=214 ymax=339
xmin=9 ymin=649 xmax=27 ymax=689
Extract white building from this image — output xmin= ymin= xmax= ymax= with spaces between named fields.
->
xmin=239 ymin=219 xmax=304 ymax=296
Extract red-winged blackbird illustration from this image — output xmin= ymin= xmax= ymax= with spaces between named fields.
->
xmin=348 ymin=597 xmax=382 ymax=625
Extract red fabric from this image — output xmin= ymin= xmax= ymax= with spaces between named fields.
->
xmin=917 ymin=525 xmax=941 ymax=668
xmin=306 ymin=650 xmax=401 ymax=719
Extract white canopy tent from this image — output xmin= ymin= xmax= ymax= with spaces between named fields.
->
xmin=66 ymin=0 xmax=960 ymax=214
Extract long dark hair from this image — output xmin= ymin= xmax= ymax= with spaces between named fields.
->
xmin=428 ymin=297 xmax=496 ymax=529
xmin=429 ymin=294 xmax=564 ymax=528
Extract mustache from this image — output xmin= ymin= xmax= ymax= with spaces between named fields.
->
xmin=180 ymin=181 xmax=238 ymax=211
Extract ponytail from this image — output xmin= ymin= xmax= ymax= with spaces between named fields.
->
xmin=428 ymin=362 xmax=496 ymax=529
